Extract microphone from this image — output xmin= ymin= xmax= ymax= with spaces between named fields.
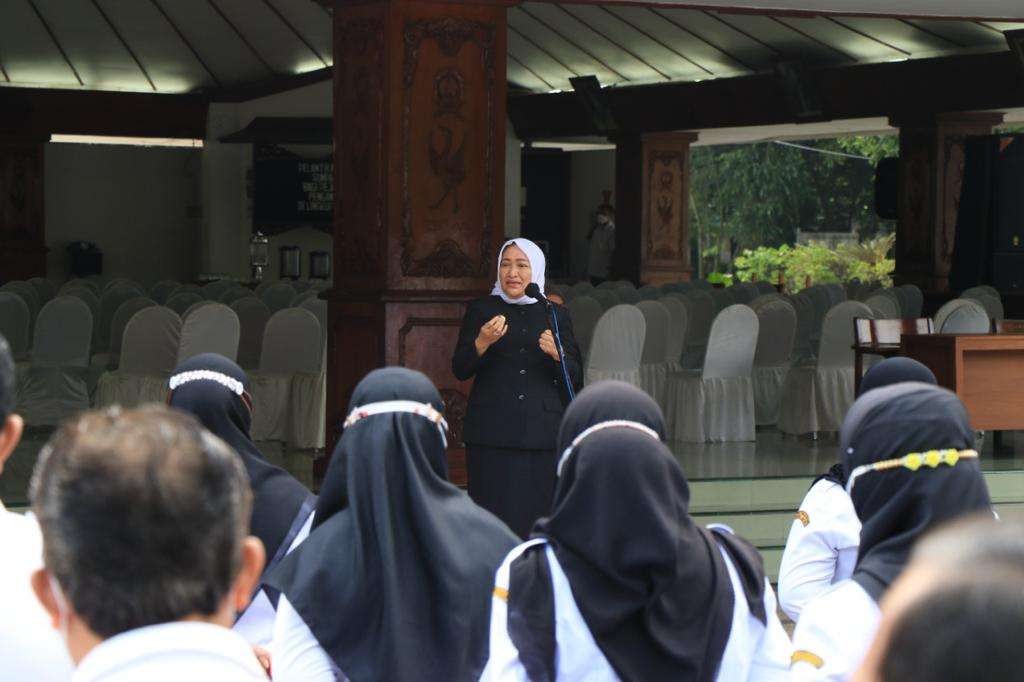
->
xmin=526 ymin=282 xmax=575 ymax=401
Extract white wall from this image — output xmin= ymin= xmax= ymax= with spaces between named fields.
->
xmin=203 ymin=80 xmax=334 ymax=282
xmin=45 ymin=143 xmax=201 ymax=287
xmin=568 ymin=149 xmax=616 ymax=278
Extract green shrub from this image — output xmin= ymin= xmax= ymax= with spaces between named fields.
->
xmin=733 ymin=234 xmax=894 ymax=293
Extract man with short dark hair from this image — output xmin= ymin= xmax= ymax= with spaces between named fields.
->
xmin=0 ymin=332 xmax=73 ymax=681
xmin=29 ymin=405 xmax=268 ymax=681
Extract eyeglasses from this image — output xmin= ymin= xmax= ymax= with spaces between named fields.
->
xmin=845 ymin=448 xmax=978 ymax=494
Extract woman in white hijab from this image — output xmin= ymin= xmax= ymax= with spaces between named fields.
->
xmin=452 ymin=238 xmax=583 ymax=538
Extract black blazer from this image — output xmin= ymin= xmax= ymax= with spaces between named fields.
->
xmin=452 ymin=296 xmax=582 ymax=450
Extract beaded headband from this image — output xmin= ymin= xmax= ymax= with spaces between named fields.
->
xmin=845 ymin=448 xmax=979 ymax=494
xmin=557 ymin=419 xmax=661 ymax=476
xmin=343 ymin=400 xmax=449 ymax=448
xmin=168 ymin=369 xmax=244 ymax=396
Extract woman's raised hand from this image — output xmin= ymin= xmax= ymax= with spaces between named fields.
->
xmin=539 ymin=329 xmax=561 ymax=362
xmin=475 ymin=315 xmax=508 ymax=356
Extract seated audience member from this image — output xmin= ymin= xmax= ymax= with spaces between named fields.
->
xmin=482 ymin=381 xmax=793 ymax=681
xmin=29 ymin=405 xmax=268 ymax=681
xmin=264 ymin=367 xmax=519 ymax=682
xmin=168 ymin=353 xmax=315 ymax=646
xmin=778 ymin=358 xmax=937 ymax=622
xmin=853 ymin=516 xmax=1024 ymax=682
xmin=790 ymin=382 xmax=991 ymax=681
xmin=0 ymin=334 xmax=74 ymax=681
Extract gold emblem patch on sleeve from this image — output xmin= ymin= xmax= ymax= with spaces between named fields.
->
xmin=493 ymin=586 xmax=509 ymax=602
xmin=791 ymin=650 xmax=824 ymax=669
xmin=795 ymin=510 xmax=810 ymax=527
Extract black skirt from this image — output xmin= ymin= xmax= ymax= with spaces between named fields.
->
xmin=466 ymin=444 xmax=557 ymax=539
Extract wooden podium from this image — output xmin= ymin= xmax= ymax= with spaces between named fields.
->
xmin=902 ymin=334 xmax=1024 ymax=430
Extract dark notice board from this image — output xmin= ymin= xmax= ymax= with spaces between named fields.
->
xmin=253 ymin=147 xmax=333 ymax=233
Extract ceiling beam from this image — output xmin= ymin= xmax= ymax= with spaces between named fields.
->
xmin=91 ymin=0 xmax=157 ymax=91
xmin=600 ymin=6 xmax=714 ymax=76
xmin=150 ymin=0 xmax=223 ymax=88
xmin=554 ymin=5 xmax=672 ymax=80
xmin=825 ymin=16 xmax=912 ymax=57
xmin=508 ymin=50 xmax=1024 ymax=139
xmin=206 ymin=0 xmax=278 ymax=76
xmin=0 ymin=87 xmax=207 ymax=138
xmin=649 ymin=8 xmax=757 ymax=72
xmin=515 ymin=6 xmax=629 ymax=82
xmin=25 ymin=0 xmax=84 ymax=86
xmin=770 ymin=16 xmax=858 ymax=62
xmin=260 ymin=0 xmax=330 ymax=67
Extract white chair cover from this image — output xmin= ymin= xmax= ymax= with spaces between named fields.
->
xmin=95 ymin=307 xmax=182 ymax=408
xmin=665 ymin=304 xmax=758 ymax=442
xmin=253 ymin=281 xmax=275 ymax=298
xmin=170 ymin=283 xmax=202 ymax=297
xmin=804 ymin=286 xmax=831 ymax=353
xmin=219 ymin=287 xmax=253 ymax=305
xmin=0 ymin=292 xmax=30 ymax=360
xmin=616 ymin=288 xmax=641 ymax=305
xmin=261 ymin=282 xmax=297 ymax=314
xmin=184 ymin=300 xmax=213 ymax=319
xmin=865 ymin=293 xmax=900 ymax=319
xmin=755 ymin=281 xmax=777 ymax=295
xmin=27 ymin=277 xmax=55 ymax=305
xmin=681 ymin=291 xmax=714 ymax=370
xmin=60 ymin=278 xmax=99 ymax=295
xmin=613 ymin=280 xmax=635 ymax=290
xmin=202 ymin=280 xmax=236 ymax=301
xmin=567 ymin=296 xmax=604 ymax=363
xmin=751 ymin=296 xmax=796 ymax=426
xmin=1 ymin=282 xmax=39 ymax=330
xmin=102 ymin=277 xmax=138 ymax=294
xmin=292 ymin=281 xmax=313 ymax=294
xmin=659 ymin=295 xmax=689 ymax=369
xmin=940 ymin=299 xmax=990 ymax=333
xmin=934 ymin=298 xmax=976 ymax=332
xmin=636 ymin=300 xmax=671 ymax=405
xmin=149 ymin=280 xmax=180 ymax=304
xmin=92 ymin=296 xmax=156 ymax=370
xmin=63 ymin=287 xmax=100 ymax=324
xmin=898 ymin=284 xmax=924 ymax=317
xmin=250 ymin=308 xmax=324 ymax=449
xmin=570 ymin=281 xmax=594 ymax=295
xmin=963 ymin=285 xmax=999 ymax=298
xmin=584 ymin=304 xmax=645 ymax=387
xmin=166 ymin=292 xmax=203 ymax=317
xmin=710 ymin=288 xmax=733 ymax=313
xmin=730 ymin=283 xmax=757 ymax=305
xmin=291 ymin=290 xmax=319 ymax=308
xmin=691 ymin=279 xmax=713 ymax=291
xmin=778 ymin=301 xmax=872 ymax=436
xmin=590 ymin=289 xmax=619 ymax=311
xmin=963 ymin=292 xmax=1003 ymax=321
xmin=638 ymin=285 xmax=660 ymax=300
xmin=16 ymin=296 xmax=93 ymax=426
xmin=232 ymin=297 xmax=272 ymax=370
xmin=176 ymin=303 xmax=240 ymax=363
xmin=299 ymin=297 xmax=329 ymax=371
xmin=824 ymin=283 xmax=846 ymax=307
xmin=789 ymin=293 xmax=817 ymax=364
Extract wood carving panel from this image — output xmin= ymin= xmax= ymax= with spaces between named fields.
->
xmin=0 ymin=141 xmax=44 ymax=242
xmin=335 ymin=14 xmax=385 ymax=285
xmin=897 ymin=131 xmax=934 ymax=267
xmin=645 ymin=151 xmax=685 ymax=262
xmin=401 ymin=17 xmax=496 ymax=279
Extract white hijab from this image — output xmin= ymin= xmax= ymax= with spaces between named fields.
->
xmin=491 ymin=238 xmax=546 ymax=305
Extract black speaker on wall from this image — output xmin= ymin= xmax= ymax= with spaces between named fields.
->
xmin=874 ymin=157 xmax=899 ymax=220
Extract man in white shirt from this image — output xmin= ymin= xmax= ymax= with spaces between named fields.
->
xmin=28 ymin=404 xmax=269 ymax=681
xmin=586 ymin=203 xmax=616 ymax=285
xmin=0 ymin=333 xmax=74 ymax=681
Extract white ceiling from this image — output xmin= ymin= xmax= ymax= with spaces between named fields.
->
xmin=0 ymin=0 xmax=1019 ymax=95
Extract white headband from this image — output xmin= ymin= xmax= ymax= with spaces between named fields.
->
xmin=344 ymin=400 xmax=450 ymax=448
xmin=557 ymin=419 xmax=661 ymax=475
xmin=168 ymin=370 xmax=245 ymax=396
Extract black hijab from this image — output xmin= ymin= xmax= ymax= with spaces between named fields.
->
xmin=263 ymin=367 xmax=518 ymax=682
xmin=840 ymin=382 xmax=991 ymax=602
xmin=507 ymin=381 xmax=766 ymax=682
xmin=168 ymin=353 xmax=314 ymax=568
xmin=815 ymin=357 xmax=939 ymax=488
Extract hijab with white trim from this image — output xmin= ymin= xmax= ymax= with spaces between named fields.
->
xmin=263 ymin=367 xmax=519 ymax=682
xmin=506 ymin=381 xmax=766 ymax=682
xmin=491 ymin=237 xmax=546 ymax=305
xmin=840 ymin=382 xmax=991 ymax=602
xmin=168 ymin=353 xmax=314 ymax=570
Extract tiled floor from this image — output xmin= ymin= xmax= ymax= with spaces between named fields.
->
xmin=4 ymin=425 xmax=1020 ymax=507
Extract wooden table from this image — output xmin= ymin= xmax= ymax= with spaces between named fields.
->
xmin=902 ymin=334 xmax=1024 ymax=431
xmin=852 ymin=318 xmax=933 ymax=395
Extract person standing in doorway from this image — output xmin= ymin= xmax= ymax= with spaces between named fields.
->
xmin=452 ymin=238 xmax=582 ymax=538
xmin=587 ymin=194 xmax=616 ymax=286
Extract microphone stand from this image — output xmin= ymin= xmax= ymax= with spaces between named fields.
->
xmin=528 ymin=284 xmax=576 ymax=402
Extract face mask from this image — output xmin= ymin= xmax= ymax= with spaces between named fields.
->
xmin=596 ymin=215 xmax=609 ymax=225
xmin=47 ymin=572 xmax=71 ymax=643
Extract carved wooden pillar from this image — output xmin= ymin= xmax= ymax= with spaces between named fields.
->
xmin=891 ymin=112 xmax=1003 ymax=293
xmin=613 ymin=131 xmax=696 ymax=285
xmin=325 ymin=0 xmax=506 ymax=480
xmin=0 ymin=135 xmax=47 ymax=283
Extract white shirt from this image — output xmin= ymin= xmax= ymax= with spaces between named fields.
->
xmin=234 ymin=511 xmax=315 ymax=647
xmin=481 ymin=534 xmax=793 ymax=681
xmin=790 ymin=580 xmax=881 ymax=682
xmin=72 ymin=621 xmax=267 ymax=682
xmin=271 ymin=594 xmax=347 ymax=682
xmin=0 ymin=502 xmax=74 ymax=682
xmin=587 ymin=221 xmax=615 ymax=279
xmin=778 ymin=480 xmax=861 ymax=622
